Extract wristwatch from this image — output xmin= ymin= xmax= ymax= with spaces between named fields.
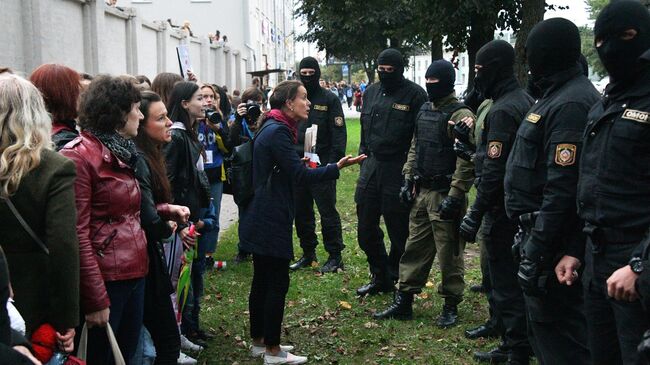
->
xmin=629 ymin=257 xmax=644 ymax=274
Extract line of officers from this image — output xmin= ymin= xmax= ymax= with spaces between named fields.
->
xmin=289 ymin=2 xmax=650 ymax=364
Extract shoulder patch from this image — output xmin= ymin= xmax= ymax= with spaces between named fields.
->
xmin=526 ymin=113 xmax=541 ymax=124
xmin=335 ymin=116 xmax=344 ymax=127
xmin=313 ymin=105 xmax=328 ymax=111
xmin=392 ymin=103 xmax=410 ymax=112
xmin=487 ymin=141 xmax=502 ymax=159
xmin=555 ymin=144 xmax=576 ymax=166
xmin=622 ymin=109 xmax=649 ymax=124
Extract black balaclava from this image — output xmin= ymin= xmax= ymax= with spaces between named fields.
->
xmin=377 ymin=48 xmax=405 ymax=92
xmin=578 ymin=54 xmax=589 ymax=77
xmin=299 ymin=56 xmax=321 ymax=95
xmin=594 ymin=0 xmax=650 ymax=84
xmin=526 ymin=18 xmax=581 ymax=79
xmin=424 ymin=59 xmax=456 ymax=101
xmin=474 ymin=39 xmax=515 ymax=98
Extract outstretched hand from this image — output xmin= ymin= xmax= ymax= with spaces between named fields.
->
xmin=336 ymin=154 xmax=367 ymax=170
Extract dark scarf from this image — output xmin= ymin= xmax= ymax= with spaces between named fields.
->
xmin=265 ymin=109 xmax=298 ymax=143
xmin=86 ymin=128 xmax=139 ymax=168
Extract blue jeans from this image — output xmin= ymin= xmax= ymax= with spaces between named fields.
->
xmin=86 ymin=278 xmax=145 ymax=365
xmin=203 ymin=180 xmax=223 ymax=254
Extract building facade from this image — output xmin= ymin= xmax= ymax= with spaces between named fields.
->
xmin=128 ymin=0 xmax=296 ymax=86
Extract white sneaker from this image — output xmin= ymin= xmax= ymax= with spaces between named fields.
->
xmin=177 ymin=351 xmax=197 ymax=365
xmin=180 ymin=334 xmax=203 ymax=352
xmin=250 ymin=344 xmax=295 ymax=357
xmin=263 ymin=350 xmax=308 ymax=364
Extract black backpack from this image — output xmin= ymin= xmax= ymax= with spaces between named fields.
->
xmin=227 ymin=121 xmax=275 ymax=206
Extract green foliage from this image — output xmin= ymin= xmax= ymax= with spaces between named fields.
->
xmin=197 ymin=119 xmax=498 ymax=364
xmin=580 ymin=26 xmax=606 ymax=78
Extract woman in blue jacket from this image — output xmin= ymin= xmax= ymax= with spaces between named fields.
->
xmin=239 ymin=80 xmax=364 ymax=364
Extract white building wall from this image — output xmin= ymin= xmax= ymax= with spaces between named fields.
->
xmin=0 ymin=0 xmax=273 ymax=91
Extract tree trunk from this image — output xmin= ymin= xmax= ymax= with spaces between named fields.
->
xmin=430 ymin=34 xmax=443 ymax=61
xmin=466 ymin=10 xmax=496 ymax=91
xmin=514 ymin=0 xmax=546 ymax=86
xmin=363 ymin=59 xmax=376 ymax=84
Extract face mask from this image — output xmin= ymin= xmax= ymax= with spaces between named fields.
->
xmin=378 ymin=70 xmax=403 ymax=91
xmin=426 ymin=82 xmax=449 ymax=101
xmin=300 ymin=74 xmax=319 ymax=93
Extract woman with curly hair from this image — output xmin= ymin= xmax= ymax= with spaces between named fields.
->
xmin=0 ymin=73 xmax=79 ymax=359
xmin=60 ymin=75 xmax=147 ymax=364
xmin=29 ymin=63 xmax=82 ymax=151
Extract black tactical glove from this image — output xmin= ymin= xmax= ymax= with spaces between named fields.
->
xmin=517 ymin=239 xmax=552 ymax=297
xmin=399 ymin=178 xmax=415 ymax=206
xmin=437 ymin=195 xmax=463 ymax=220
xmin=453 ymin=120 xmax=472 ymax=144
xmin=638 ymin=329 xmax=650 ymax=363
xmin=511 ymin=227 xmax=525 ymax=264
xmin=454 ymin=141 xmax=475 ymax=162
xmin=459 ymin=207 xmax=482 ymax=242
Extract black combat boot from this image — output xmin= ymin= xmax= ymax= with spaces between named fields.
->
xmin=356 ymin=274 xmax=394 ymax=296
xmin=372 ymin=291 xmax=413 ymax=320
xmin=465 ymin=322 xmax=500 ymax=339
xmin=474 ymin=344 xmax=510 ymax=363
xmin=289 ymin=252 xmax=317 ymax=271
xmin=437 ymin=303 xmax=458 ymax=328
xmin=319 ymin=255 xmax=344 ymax=273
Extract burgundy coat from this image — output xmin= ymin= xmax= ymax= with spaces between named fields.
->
xmin=60 ymin=132 xmax=148 ymax=314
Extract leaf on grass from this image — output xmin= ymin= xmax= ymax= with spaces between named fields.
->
xmin=363 ymin=321 xmax=379 ymax=329
xmin=336 ymin=346 xmax=345 ymax=354
xmin=311 ymin=261 xmax=319 ymax=268
xmin=425 ymin=281 xmax=434 ymax=288
xmin=417 ymin=293 xmax=429 ymax=299
xmin=338 ymin=301 xmax=352 ymax=310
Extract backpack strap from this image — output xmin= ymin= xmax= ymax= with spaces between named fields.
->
xmin=2 ymin=198 xmax=49 ymax=255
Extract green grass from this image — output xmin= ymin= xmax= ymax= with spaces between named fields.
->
xmin=197 ymin=119 xmax=495 ymax=364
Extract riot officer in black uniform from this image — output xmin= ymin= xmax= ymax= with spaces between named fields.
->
xmin=503 ymin=18 xmax=599 ymax=364
xmin=355 ymin=48 xmax=427 ymax=296
xmin=459 ymin=40 xmax=534 ymax=364
xmin=576 ymin=2 xmax=650 ymax=364
xmin=290 ymin=57 xmax=347 ymax=273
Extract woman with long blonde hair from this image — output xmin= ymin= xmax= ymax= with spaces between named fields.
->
xmin=0 ymin=73 xmax=80 ymax=359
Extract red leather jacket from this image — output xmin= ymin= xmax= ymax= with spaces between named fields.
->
xmin=60 ymin=132 xmax=148 ymax=314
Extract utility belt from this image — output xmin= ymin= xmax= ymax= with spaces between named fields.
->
xmin=414 ymin=174 xmax=451 ymax=192
xmin=583 ymin=222 xmax=647 ymax=254
xmin=367 ymin=151 xmax=407 ymax=162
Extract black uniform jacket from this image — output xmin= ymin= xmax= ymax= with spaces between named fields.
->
xmin=578 ymin=50 xmax=650 ymax=249
xmin=295 ymin=86 xmax=347 ymax=164
xmin=504 ymin=65 xmax=600 ymax=257
xmin=473 ymin=77 xmax=534 ymax=214
xmin=358 ymin=79 xmax=427 ymax=161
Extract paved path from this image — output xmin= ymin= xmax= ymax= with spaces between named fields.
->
xmin=219 ymin=193 xmax=238 ymax=233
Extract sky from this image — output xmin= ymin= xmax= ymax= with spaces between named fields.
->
xmin=545 ymin=0 xmax=594 ymax=27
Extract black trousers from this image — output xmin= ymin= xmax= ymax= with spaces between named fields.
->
xmin=518 ymin=230 xmax=590 ymax=365
xmin=294 ymin=180 xmax=344 ymax=256
xmin=143 ymin=285 xmax=180 ymax=365
xmin=355 ymin=159 xmax=409 ymax=282
xmin=478 ymin=227 xmax=502 ymax=332
xmin=249 ymin=254 xmax=290 ymax=346
xmin=584 ymin=239 xmax=649 ymax=365
xmin=483 ymin=212 xmax=530 ymax=359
